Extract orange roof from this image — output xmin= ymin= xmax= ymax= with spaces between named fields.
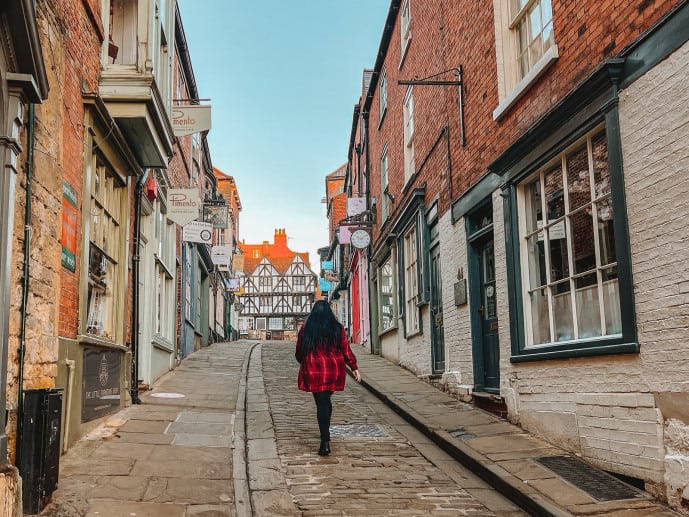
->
xmin=239 ymin=229 xmax=312 ymax=275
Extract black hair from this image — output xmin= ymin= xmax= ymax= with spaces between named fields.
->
xmin=300 ymin=300 xmax=341 ymax=354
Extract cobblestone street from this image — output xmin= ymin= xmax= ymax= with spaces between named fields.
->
xmin=262 ymin=342 xmax=525 ymax=516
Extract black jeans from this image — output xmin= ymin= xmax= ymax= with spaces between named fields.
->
xmin=312 ymin=391 xmax=333 ymax=442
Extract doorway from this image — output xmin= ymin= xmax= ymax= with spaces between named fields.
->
xmin=467 ymin=202 xmax=500 ymax=393
xmin=430 ymin=244 xmax=445 ymax=373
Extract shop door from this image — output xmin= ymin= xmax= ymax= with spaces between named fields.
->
xmin=476 ymin=238 xmax=500 ymax=391
xmin=430 ymin=244 xmax=445 ymax=373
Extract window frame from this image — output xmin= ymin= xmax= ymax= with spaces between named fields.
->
xmin=379 ymin=66 xmax=388 ymax=125
xmin=84 ymin=156 xmax=126 ymax=342
xmin=380 ymin=145 xmax=390 ymax=222
xmin=378 ymin=254 xmax=397 ymax=334
xmin=502 ymin=111 xmax=638 ymax=362
xmin=492 ymin=0 xmax=558 ymax=120
xmin=403 ymin=86 xmax=415 ymax=185
xmin=402 ymin=225 xmax=420 ymax=335
xmin=400 ymin=0 xmax=412 ymax=64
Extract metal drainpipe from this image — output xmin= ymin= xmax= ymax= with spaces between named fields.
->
xmin=16 ymin=102 xmax=36 ymax=466
xmin=130 ymin=170 xmax=148 ymax=405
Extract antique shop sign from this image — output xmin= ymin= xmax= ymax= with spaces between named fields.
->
xmin=82 ymin=348 xmax=121 ymax=422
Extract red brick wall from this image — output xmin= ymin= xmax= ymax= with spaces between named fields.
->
xmin=47 ymin=0 xmax=103 ymax=339
xmin=365 ymin=0 xmax=678 ymax=247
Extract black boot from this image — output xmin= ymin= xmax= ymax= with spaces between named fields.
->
xmin=318 ymin=440 xmax=331 ymax=456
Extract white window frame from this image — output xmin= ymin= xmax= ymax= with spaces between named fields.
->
xmin=378 ymin=255 xmax=396 ymax=333
xmin=379 ymin=66 xmax=388 ymax=124
xmin=403 ymin=87 xmax=415 ymax=185
xmin=400 ymin=0 xmax=412 ymax=63
xmin=256 ymin=317 xmax=267 ymax=331
xmin=492 ymin=0 xmax=558 ymax=120
xmin=380 ymin=145 xmax=390 ymax=221
xmin=293 ymin=276 xmax=306 ymax=290
xmin=517 ymin=128 xmax=621 ymax=348
xmin=259 ymin=295 xmax=271 ymax=313
xmin=403 ymin=225 xmax=419 ymax=335
xmin=85 ymin=159 xmax=125 ymax=341
xmin=268 ymin=317 xmax=282 ymax=330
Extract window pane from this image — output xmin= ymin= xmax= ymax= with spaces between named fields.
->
xmin=524 ymin=178 xmax=543 ymax=233
xmin=597 ymin=196 xmax=616 ymax=266
xmin=529 ymin=288 xmax=550 ymax=344
xmin=548 ymin=222 xmax=569 ymax=281
xmin=544 ymin=166 xmax=564 ymax=221
xmin=592 ymin=133 xmax=610 ymax=199
xmin=552 ymin=281 xmax=573 ymax=341
xmin=566 ymin=144 xmax=591 ymax=210
xmin=602 ymin=271 xmax=622 ymax=335
xmin=526 ymin=233 xmax=546 ymax=289
xmin=575 ymin=273 xmax=602 ymax=338
xmin=529 ymin=3 xmax=541 ymax=41
xmin=570 ymin=209 xmax=596 ymax=274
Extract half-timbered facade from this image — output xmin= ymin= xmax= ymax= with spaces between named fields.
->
xmin=237 ymin=229 xmax=317 ymax=340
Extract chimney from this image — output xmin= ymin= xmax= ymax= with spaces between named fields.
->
xmin=274 ymin=228 xmax=287 ymax=249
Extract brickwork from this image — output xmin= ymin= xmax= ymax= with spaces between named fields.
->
xmin=438 ymin=211 xmax=473 ymax=388
xmin=363 ymin=1 xmax=689 ymax=511
xmin=619 ymin=36 xmax=689 ymax=508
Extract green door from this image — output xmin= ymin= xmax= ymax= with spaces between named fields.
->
xmin=477 ymin=238 xmax=500 ymax=392
xmin=430 ymin=244 xmax=445 ymax=373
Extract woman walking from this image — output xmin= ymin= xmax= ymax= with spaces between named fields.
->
xmin=295 ymin=300 xmax=361 ymax=456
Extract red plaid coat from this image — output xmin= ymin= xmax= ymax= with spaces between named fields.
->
xmin=295 ymin=324 xmax=358 ymax=393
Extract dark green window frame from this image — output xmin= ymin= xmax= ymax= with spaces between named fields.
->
xmin=501 ymin=106 xmax=638 ymax=362
xmin=486 ymin=58 xmax=644 ymax=362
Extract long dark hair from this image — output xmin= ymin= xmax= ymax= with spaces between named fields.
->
xmin=301 ymin=300 xmax=341 ymax=354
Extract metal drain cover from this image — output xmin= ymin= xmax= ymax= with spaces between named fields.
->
xmin=330 ymin=424 xmax=388 ymax=438
xmin=536 ymin=455 xmax=645 ymax=501
xmin=448 ymin=428 xmax=477 ymax=440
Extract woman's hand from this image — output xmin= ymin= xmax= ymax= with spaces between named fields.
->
xmin=352 ymin=369 xmax=361 ymax=382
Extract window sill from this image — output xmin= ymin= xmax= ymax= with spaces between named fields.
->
xmin=405 ymin=329 xmax=422 ymax=340
xmin=378 ymin=325 xmax=398 ymax=338
xmin=152 ymin=334 xmax=174 ymax=353
xmin=78 ymin=334 xmax=128 ymax=351
xmin=511 ymin=340 xmax=639 ymax=363
xmin=493 ymin=45 xmax=559 ymax=122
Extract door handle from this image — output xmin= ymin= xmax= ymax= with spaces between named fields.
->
xmin=479 ymin=305 xmax=485 ymax=317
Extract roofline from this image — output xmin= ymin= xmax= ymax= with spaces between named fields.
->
xmin=362 ymin=0 xmax=401 ymax=117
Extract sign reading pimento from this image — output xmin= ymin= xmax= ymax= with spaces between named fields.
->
xmin=171 ymin=105 xmax=212 ymax=136
xmin=167 ymin=188 xmax=200 ymax=226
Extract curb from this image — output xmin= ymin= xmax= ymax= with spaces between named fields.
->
xmin=355 ymin=373 xmax=571 ymax=517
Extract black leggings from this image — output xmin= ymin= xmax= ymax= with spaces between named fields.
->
xmin=312 ymin=391 xmax=333 ymax=442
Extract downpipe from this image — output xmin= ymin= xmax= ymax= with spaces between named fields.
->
xmin=130 ymin=171 xmax=148 ymax=405
xmin=16 ymin=102 xmax=35 ymax=466
xmin=61 ymin=359 xmax=75 ymax=453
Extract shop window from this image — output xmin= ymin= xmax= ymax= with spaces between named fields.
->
xmin=403 ymin=225 xmax=419 ymax=334
xmin=378 ymin=256 xmax=396 ymax=333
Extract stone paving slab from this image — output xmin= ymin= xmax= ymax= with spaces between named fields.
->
xmin=86 ymin=501 xmax=186 ymax=517
xmin=352 ymin=346 xmax=681 ymax=517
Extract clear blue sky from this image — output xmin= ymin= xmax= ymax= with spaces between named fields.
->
xmin=177 ymin=1 xmax=390 ymax=268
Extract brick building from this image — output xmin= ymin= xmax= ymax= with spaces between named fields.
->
xmin=353 ymin=0 xmax=689 ymax=510
xmin=0 ymin=1 xmax=220 ymax=513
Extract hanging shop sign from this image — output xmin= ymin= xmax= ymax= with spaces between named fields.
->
xmin=171 ymin=105 xmax=212 ymax=136
xmin=347 ymin=196 xmax=366 ymax=216
xmin=226 ymin=277 xmax=241 ymax=292
xmin=82 ymin=348 xmax=121 ymax=422
xmin=183 ymin=221 xmax=213 ymax=244
xmin=319 ymin=278 xmax=332 ymax=292
xmin=321 ymin=260 xmax=334 ymax=271
xmin=204 ymin=204 xmax=228 ymax=229
xmin=167 ymin=188 xmax=200 ymax=226
xmin=211 ymin=245 xmax=232 ymax=266
xmin=61 ymin=181 xmax=78 ymax=272
xmin=338 ymin=225 xmax=351 ymax=244
xmin=232 ymin=254 xmax=245 ymax=271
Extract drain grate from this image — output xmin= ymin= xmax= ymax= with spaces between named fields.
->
xmin=330 ymin=424 xmax=388 ymax=438
xmin=448 ymin=428 xmax=477 ymax=440
xmin=536 ymin=455 xmax=645 ymax=501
